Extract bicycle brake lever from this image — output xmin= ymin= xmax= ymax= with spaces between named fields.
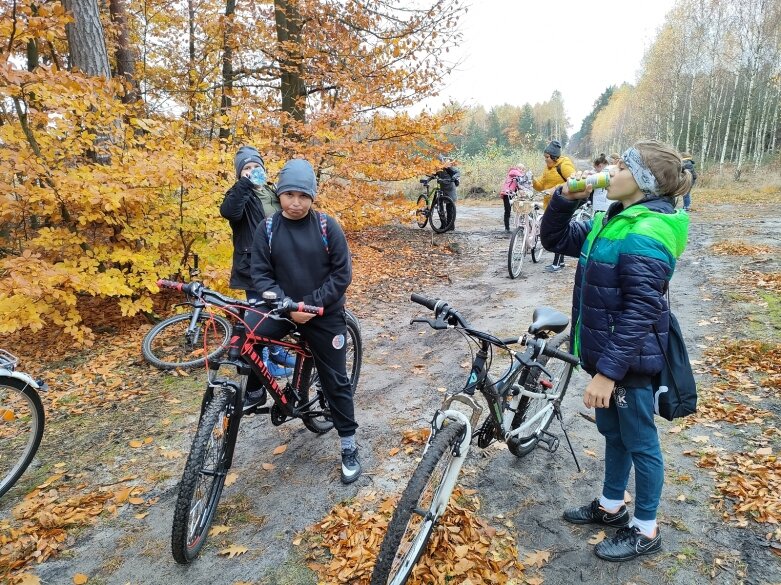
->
xmin=514 ymin=353 xmax=553 ymax=380
xmin=410 ymin=317 xmax=449 ymax=330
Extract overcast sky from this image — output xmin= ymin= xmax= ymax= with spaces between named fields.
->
xmin=419 ymin=0 xmax=678 ymax=132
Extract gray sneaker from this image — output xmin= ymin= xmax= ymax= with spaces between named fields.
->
xmin=340 ymin=447 xmax=362 ymax=484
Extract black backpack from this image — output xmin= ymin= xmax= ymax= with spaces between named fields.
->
xmin=653 ymin=312 xmax=697 ymax=420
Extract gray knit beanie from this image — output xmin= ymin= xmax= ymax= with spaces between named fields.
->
xmin=544 ymin=140 xmax=562 ymax=160
xmin=234 ymin=146 xmax=264 ymax=179
xmin=276 ymin=159 xmax=317 ymax=200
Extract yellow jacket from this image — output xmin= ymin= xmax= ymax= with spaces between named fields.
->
xmin=533 ymin=156 xmax=576 ymax=192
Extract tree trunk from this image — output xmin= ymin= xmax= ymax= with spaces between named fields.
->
xmin=753 ymin=82 xmax=772 ymax=168
xmin=184 ymin=0 xmax=197 ymax=139
xmin=218 ymin=0 xmax=236 ymax=141
xmin=109 ymin=0 xmax=138 ymax=103
xmin=720 ymin=72 xmax=740 ymax=168
xmin=685 ymin=73 xmax=695 ymax=153
xmin=274 ymin=0 xmax=307 ymax=140
xmin=735 ymin=64 xmax=757 ymax=179
xmin=770 ymin=84 xmax=780 ymax=154
xmin=62 ymin=0 xmax=111 ymax=78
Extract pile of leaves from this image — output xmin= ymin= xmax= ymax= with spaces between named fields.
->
xmin=681 ymin=383 xmax=771 ymax=429
xmin=709 ymin=241 xmax=775 ymax=257
xmin=0 ymin=474 xmax=116 ymax=580
xmin=739 ymin=270 xmax=781 ymax=295
xmin=303 ymin=488 xmax=539 ymax=585
xmin=704 ymin=340 xmax=781 ymax=393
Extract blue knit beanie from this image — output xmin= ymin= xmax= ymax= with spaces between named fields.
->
xmin=276 ymin=159 xmax=317 ymax=200
xmin=234 ymin=146 xmax=264 ymax=179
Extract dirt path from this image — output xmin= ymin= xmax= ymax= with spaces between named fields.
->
xmin=4 ymin=199 xmax=781 ymax=585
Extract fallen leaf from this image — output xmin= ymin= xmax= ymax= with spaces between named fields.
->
xmin=293 ymin=537 xmax=302 ymax=546
xmin=624 ymin=491 xmax=633 ymax=504
xmin=668 ymin=426 xmax=683 ymax=434
xmin=757 ymin=447 xmax=773 ymax=456
xmin=128 ymin=497 xmax=144 ymax=505
xmin=525 ymin=578 xmax=544 ymax=585
xmin=523 ymin=550 xmax=550 ymax=568
xmin=588 ymin=530 xmax=606 ymax=545
xmin=135 ymin=512 xmax=149 ymax=519
xmin=262 ymin=463 xmax=275 ymax=471
xmin=114 ymin=487 xmax=132 ymax=504
xmin=143 ymin=437 xmax=153 ymax=444
xmin=73 ymin=575 xmax=88 ymax=585
xmin=209 ymin=525 xmax=230 ymax=536
xmin=219 ymin=544 xmax=248 ymax=558
xmin=388 ymin=447 xmax=400 ymax=456
xmin=15 ymin=575 xmax=41 ymax=585
xmin=677 ymin=494 xmax=686 ymax=502
xmin=692 ymin=435 xmax=710 ymax=443
xmin=584 ymin=449 xmax=597 ymax=457
xmin=273 ymin=445 xmax=288 ymax=455
xmin=128 ymin=440 xmax=143 ymax=448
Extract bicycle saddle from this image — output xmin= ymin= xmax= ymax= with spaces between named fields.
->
xmin=528 ymin=307 xmax=569 ymax=335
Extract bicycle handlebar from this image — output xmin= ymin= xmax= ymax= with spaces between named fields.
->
xmin=540 ymin=341 xmax=580 ymax=365
xmin=156 ymin=279 xmax=323 ymax=316
xmin=410 ymin=293 xmax=470 ymax=328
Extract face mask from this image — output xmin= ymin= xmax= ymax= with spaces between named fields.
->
xmin=249 ymin=166 xmax=267 ymax=187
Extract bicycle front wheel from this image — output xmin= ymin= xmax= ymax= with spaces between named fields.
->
xmin=171 ymin=386 xmax=235 ymax=563
xmin=301 ymin=310 xmax=363 ymax=434
xmin=507 ymin=223 xmax=527 ymax=279
xmin=530 ymin=222 xmax=544 ymax=264
xmin=415 ymin=195 xmax=429 ymax=229
xmin=0 ymin=377 xmax=45 ymax=498
xmin=430 ymin=194 xmax=455 ymax=234
xmin=142 ymin=312 xmax=232 ymax=370
xmin=507 ymin=333 xmax=574 ymax=457
xmin=371 ymin=421 xmax=466 ymax=585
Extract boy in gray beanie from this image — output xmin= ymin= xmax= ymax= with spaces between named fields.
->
xmin=220 ymin=147 xmax=290 ymax=377
xmin=247 ymin=158 xmax=362 ymax=484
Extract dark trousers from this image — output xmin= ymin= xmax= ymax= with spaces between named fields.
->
xmin=502 ymin=195 xmax=511 ymax=230
xmin=552 ymin=253 xmax=564 ymax=266
xmin=245 ymin=309 xmax=357 ymax=437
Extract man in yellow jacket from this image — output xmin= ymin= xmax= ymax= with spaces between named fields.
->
xmin=533 ymin=140 xmax=576 ymax=272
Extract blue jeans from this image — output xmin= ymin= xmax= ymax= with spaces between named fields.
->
xmin=595 ymin=383 xmax=663 ymax=521
xmin=683 ymin=192 xmax=692 ymax=209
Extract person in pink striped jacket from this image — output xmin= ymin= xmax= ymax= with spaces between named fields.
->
xmin=500 ymin=165 xmax=533 ymax=232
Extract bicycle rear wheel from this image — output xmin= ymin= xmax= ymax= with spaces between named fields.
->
xmin=142 ymin=312 xmax=232 ymax=370
xmin=508 ymin=333 xmax=573 ymax=457
xmin=0 ymin=377 xmax=45 ymax=498
xmin=430 ymin=194 xmax=455 ymax=234
xmin=507 ymin=223 xmax=527 ymax=279
xmin=415 ymin=195 xmax=429 ymax=229
xmin=171 ymin=386 xmax=235 ymax=563
xmin=301 ymin=310 xmax=363 ymax=434
xmin=530 ymin=223 xmax=544 ymax=263
xmin=370 ymin=421 xmax=466 ymax=585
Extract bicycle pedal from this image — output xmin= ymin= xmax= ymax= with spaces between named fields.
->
xmin=536 ymin=431 xmax=559 ymax=453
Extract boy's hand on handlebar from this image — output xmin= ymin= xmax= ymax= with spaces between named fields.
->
xmin=583 ymin=373 xmax=615 ymax=409
xmin=290 ymin=311 xmax=316 ymax=324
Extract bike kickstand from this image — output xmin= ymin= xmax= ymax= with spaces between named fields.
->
xmin=555 ymin=406 xmax=582 ymax=473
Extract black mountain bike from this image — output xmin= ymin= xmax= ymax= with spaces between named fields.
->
xmin=415 ymin=176 xmax=456 ymax=234
xmin=160 ymin=281 xmax=363 ymax=564
xmin=370 ymin=294 xmax=581 ymax=585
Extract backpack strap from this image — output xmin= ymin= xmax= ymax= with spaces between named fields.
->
xmin=318 ymin=211 xmax=329 ymax=254
xmin=555 ymin=163 xmax=567 ymax=182
xmin=265 ymin=215 xmax=275 ymax=249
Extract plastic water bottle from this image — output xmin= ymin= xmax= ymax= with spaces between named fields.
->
xmin=249 ymin=166 xmax=267 ymax=187
xmin=567 ymin=171 xmax=610 ymax=193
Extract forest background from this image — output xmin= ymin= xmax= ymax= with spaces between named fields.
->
xmin=1 ymin=0 xmax=780 ymax=343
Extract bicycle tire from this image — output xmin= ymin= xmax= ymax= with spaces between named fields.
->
xmin=0 ymin=377 xmax=45 ymax=498
xmin=302 ymin=310 xmax=363 ymax=433
xmin=430 ymin=194 xmax=455 ymax=234
xmin=530 ymin=225 xmax=543 ymax=263
xmin=415 ymin=195 xmax=429 ymax=229
xmin=171 ymin=386 xmax=234 ymax=563
xmin=507 ymin=333 xmax=573 ymax=457
xmin=507 ymin=224 xmax=527 ymax=279
xmin=370 ymin=421 xmax=466 ymax=585
xmin=142 ymin=312 xmax=232 ymax=370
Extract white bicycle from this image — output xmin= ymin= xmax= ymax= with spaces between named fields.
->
xmin=370 ymin=294 xmax=581 ymax=585
xmin=0 ymin=350 xmax=45 ymax=498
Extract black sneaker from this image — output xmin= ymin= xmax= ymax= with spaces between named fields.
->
xmin=594 ymin=526 xmax=662 ymax=562
xmin=340 ymin=447 xmax=362 ymax=484
xmin=243 ymin=388 xmax=266 ymax=413
xmin=563 ymin=499 xmax=630 ymax=527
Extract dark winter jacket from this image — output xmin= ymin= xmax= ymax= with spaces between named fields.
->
xmin=682 ymin=158 xmax=697 ymax=186
xmin=219 ymin=177 xmax=281 ymax=290
xmin=540 ymin=191 xmax=689 ymax=385
xmin=250 ymin=210 xmax=352 ymax=314
xmin=436 ymin=166 xmax=460 ymax=199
